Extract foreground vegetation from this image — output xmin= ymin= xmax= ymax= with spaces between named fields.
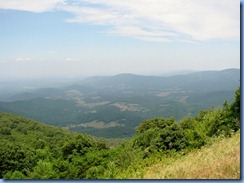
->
xmin=144 ymin=131 xmax=240 ymax=179
xmin=0 ymin=87 xmax=240 ymax=179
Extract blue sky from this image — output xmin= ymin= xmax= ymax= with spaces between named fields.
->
xmin=0 ymin=0 xmax=240 ymax=80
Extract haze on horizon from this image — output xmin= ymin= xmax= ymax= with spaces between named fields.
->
xmin=0 ymin=0 xmax=240 ymax=80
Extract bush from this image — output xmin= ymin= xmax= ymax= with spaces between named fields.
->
xmin=133 ymin=118 xmax=187 ymax=153
xmin=136 ymin=117 xmax=175 ymax=134
xmin=62 ymin=134 xmax=97 ymax=158
xmin=3 ymin=171 xmax=26 ymax=179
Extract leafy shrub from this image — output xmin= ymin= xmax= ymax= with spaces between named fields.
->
xmin=30 ymin=160 xmax=56 ymax=179
xmin=62 ymin=134 xmax=97 ymax=158
xmin=133 ymin=118 xmax=187 ymax=153
xmin=136 ymin=117 xmax=175 ymax=134
xmin=152 ymin=123 xmax=187 ymax=151
xmin=3 ymin=171 xmax=26 ymax=179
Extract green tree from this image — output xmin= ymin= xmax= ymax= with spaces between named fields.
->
xmin=230 ymin=87 xmax=240 ymax=119
xmin=3 ymin=171 xmax=26 ymax=179
xmin=62 ymin=134 xmax=95 ymax=158
xmin=133 ymin=117 xmax=187 ymax=153
xmin=136 ymin=117 xmax=175 ymax=134
xmin=179 ymin=117 xmax=206 ymax=149
xmin=30 ymin=160 xmax=56 ymax=179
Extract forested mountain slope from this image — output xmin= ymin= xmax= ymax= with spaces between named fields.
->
xmin=0 ymin=112 xmax=108 ymax=179
xmin=0 ymin=69 xmax=240 ymax=138
xmin=0 ymin=87 xmax=240 ymax=179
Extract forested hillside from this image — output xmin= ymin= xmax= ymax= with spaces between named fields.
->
xmin=0 ymin=69 xmax=240 ymax=138
xmin=0 ymin=87 xmax=240 ymax=179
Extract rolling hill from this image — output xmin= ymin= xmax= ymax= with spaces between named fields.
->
xmin=0 ymin=68 xmax=240 ymax=137
xmin=0 ymin=87 xmax=240 ymax=179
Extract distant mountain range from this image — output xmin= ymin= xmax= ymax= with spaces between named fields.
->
xmin=0 ymin=68 xmax=240 ymax=138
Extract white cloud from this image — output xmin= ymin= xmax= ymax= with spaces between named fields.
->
xmin=65 ymin=57 xmax=78 ymax=62
xmin=0 ymin=0 xmax=239 ymax=42
xmin=64 ymin=5 xmax=117 ymax=25
xmin=15 ymin=57 xmax=32 ymax=62
xmin=62 ymin=0 xmax=240 ymax=42
xmin=0 ymin=0 xmax=65 ymax=13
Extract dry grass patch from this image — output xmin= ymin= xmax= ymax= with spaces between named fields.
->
xmin=144 ymin=132 xmax=240 ymax=179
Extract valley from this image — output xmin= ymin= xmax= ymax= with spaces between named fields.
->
xmin=0 ymin=86 xmax=240 ymax=179
xmin=0 ymin=68 xmax=240 ymax=138
xmin=0 ymin=0 xmax=240 ymax=179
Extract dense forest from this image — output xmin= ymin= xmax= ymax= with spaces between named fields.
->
xmin=0 ymin=87 xmax=240 ymax=179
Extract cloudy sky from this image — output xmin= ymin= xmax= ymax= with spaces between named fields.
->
xmin=0 ymin=0 xmax=240 ymax=79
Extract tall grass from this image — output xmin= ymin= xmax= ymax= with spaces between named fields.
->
xmin=144 ymin=131 xmax=240 ymax=179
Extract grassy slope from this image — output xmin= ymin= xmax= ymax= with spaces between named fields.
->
xmin=143 ymin=131 xmax=240 ymax=179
